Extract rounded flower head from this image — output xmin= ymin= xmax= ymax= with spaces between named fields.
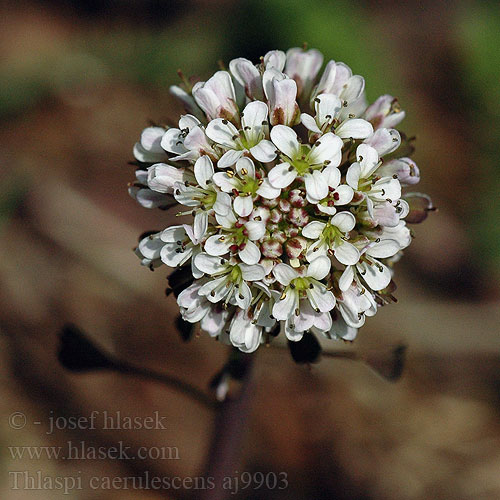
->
xmin=128 ymin=47 xmax=431 ymax=357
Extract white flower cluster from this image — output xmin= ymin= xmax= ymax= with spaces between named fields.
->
xmin=129 ymin=47 xmax=428 ymax=354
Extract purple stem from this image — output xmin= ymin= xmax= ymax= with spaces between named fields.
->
xmin=199 ymin=353 xmax=255 ymax=500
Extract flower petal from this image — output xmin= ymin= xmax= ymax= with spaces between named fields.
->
xmin=239 ymin=240 xmax=261 ymax=265
xmin=331 ymin=211 xmax=356 ymax=232
xmin=268 ymin=162 xmax=297 ymax=189
xmin=307 ymin=255 xmax=331 ymax=280
xmin=235 ymin=156 xmax=256 ymax=178
xmin=270 ymin=125 xmax=300 ymax=159
xmin=306 ymin=284 xmax=336 ymax=312
xmin=334 ymin=241 xmax=360 ymax=265
xmin=357 ymin=260 xmax=391 ymax=291
xmin=233 ymin=196 xmax=253 ymax=217
xmin=367 ymin=238 xmax=400 ymax=258
xmin=218 ymin=149 xmax=243 ymax=169
xmin=204 ymin=235 xmax=232 ymax=256
xmin=339 ymin=265 xmax=355 ymax=292
xmin=194 ymin=156 xmax=214 ymax=189
xmin=364 ymin=128 xmax=401 ymax=156
xmin=229 ymin=58 xmax=264 ymax=100
xmin=195 ymin=253 xmax=226 ymax=274
xmin=205 ymin=118 xmax=239 ymax=148
xmin=273 ymin=289 xmax=299 ymax=320
xmin=263 ymin=50 xmax=286 ymax=71
xmin=250 ymin=140 xmax=277 ymax=163
xmin=241 ymin=100 xmax=268 ymax=144
xmin=302 ymin=220 xmax=326 ymax=239
xmin=308 ymin=132 xmax=343 ymax=166
xmin=239 ymin=263 xmax=266 ymax=281
xmin=256 ymin=178 xmax=281 ymax=199
xmin=193 ymin=212 xmax=208 ymax=242
xmin=213 ymin=191 xmax=232 ymax=216
xmin=148 ymin=163 xmax=191 ymax=193
xmin=304 ymin=170 xmax=328 ymax=201
xmin=315 ymin=93 xmax=342 ymax=126
xmin=300 ymin=113 xmax=321 ymax=133
xmin=273 ymin=263 xmax=298 ymax=285
xmin=336 ymin=119 xmax=373 ymax=139
xmin=346 ymin=162 xmax=361 ymax=190
xmin=335 ymin=184 xmax=354 ymax=205
xmin=341 ymin=75 xmax=365 ymax=105
xmin=160 ymin=225 xmax=186 ymax=243
xmin=245 ymin=220 xmax=266 ymax=240
xmin=212 ymin=172 xmax=239 ymax=192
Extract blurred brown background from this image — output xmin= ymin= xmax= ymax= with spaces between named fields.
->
xmin=1 ymin=0 xmax=500 ymax=498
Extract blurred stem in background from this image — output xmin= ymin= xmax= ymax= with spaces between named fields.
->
xmin=456 ymin=3 xmax=500 ymax=278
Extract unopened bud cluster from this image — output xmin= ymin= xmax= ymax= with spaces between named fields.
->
xmin=129 ymin=47 xmax=432 ymax=353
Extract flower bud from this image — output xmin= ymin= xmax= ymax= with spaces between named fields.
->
xmin=289 ymin=207 xmax=309 ymax=227
xmin=286 ymin=236 xmax=307 ymax=259
xmin=270 ymin=208 xmax=283 ymax=223
xmin=278 ymin=198 xmax=291 ymax=212
xmin=271 ymin=230 xmax=287 ymax=244
xmin=289 ymin=188 xmax=306 ymax=207
xmin=261 ymin=239 xmax=283 ymax=259
xmin=378 ymin=158 xmax=420 ymax=185
xmin=261 ymin=197 xmax=279 ymax=208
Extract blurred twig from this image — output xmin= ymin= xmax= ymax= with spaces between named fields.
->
xmin=58 ymin=324 xmax=217 ymax=409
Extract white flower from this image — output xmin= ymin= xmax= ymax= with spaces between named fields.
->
xmin=364 ymin=95 xmax=405 ymax=130
xmin=129 ymin=46 xmax=431 ymax=354
xmin=169 ymin=85 xmax=205 ymax=121
xmin=136 ymin=231 xmax=165 ymax=269
xmin=263 ymin=50 xmax=286 ymax=71
xmin=301 ymin=93 xmax=373 ymax=140
xmin=364 ymin=128 xmax=401 ymax=157
xmin=192 ymin=71 xmax=239 ymax=122
xmin=133 ymin=126 xmax=169 ymax=163
xmin=263 ymin=68 xmax=300 ymax=126
xmin=312 ymin=60 xmax=365 ymax=108
xmin=204 ymin=208 xmax=265 ymax=265
xmin=173 ymin=156 xmax=231 ymax=240
xmin=268 ymin=125 xmax=343 ymax=200
xmin=377 ymin=157 xmax=420 ymax=186
xmin=322 ymin=310 xmax=359 ymax=341
xmin=213 ymin=157 xmax=280 ymax=217
xmin=303 ymin=211 xmax=360 ymax=265
xmin=346 ymin=144 xmax=401 ymax=217
xmin=147 ymin=163 xmax=194 ymax=194
xmin=272 ymin=256 xmax=335 ymax=341
xmin=284 ymin=47 xmax=324 ymax=100
xmin=128 ymin=170 xmax=172 ymax=208
xmin=161 ymin=114 xmax=216 ymax=162
xmin=338 ymin=239 xmax=399 ymax=293
xmin=314 ymin=165 xmax=354 ymax=215
xmin=335 ymin=281 xmax=377 ymax=329
xmin=229 ymin=309 xmax=262 ymax=353
xmin=160 ymin=225 xmax=202 ymax=275
xmin=229 ymin=58 xmax=264 ymax=101
xmin=195 ymin=253 xmax=266 ymax=310
xmin=205 ymin=101 xmax=277 ymax=168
